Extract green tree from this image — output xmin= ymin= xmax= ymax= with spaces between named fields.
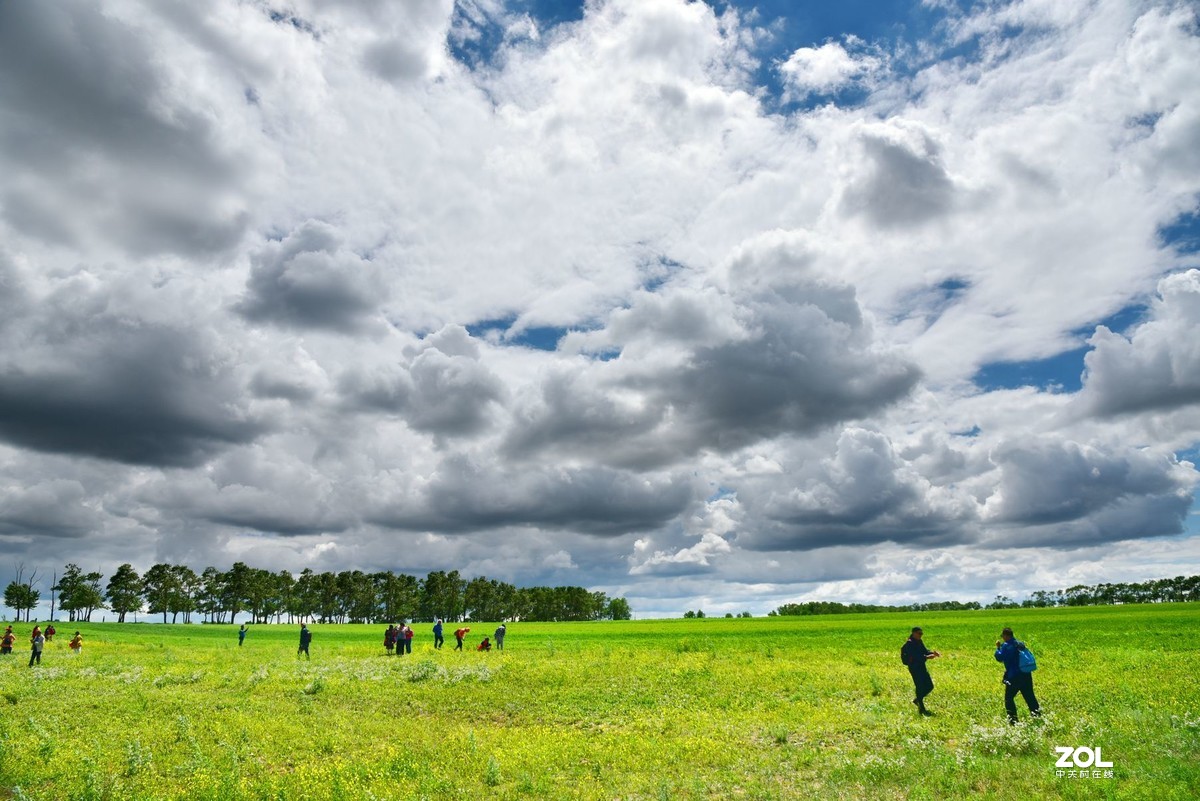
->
xmin=142 ymin=563 xmax=181 ymax=623
xmin=4 ymin=581 xmax=39 ymax=622
xmin=172 ymin=564 xmax=200 ymax=624
xmin=105 ymin=563 xmax=143 ymax=623
xmin=291 ymin=568 xmax=316 ymax=623
xmin=274 ymin=570 xmax=296 ymax=624
xmin=198 ymin=567 xmax=226 ymax=623
xmin=421 ymin=570 xmax=465 ymax=622
xmin=605 ymin=597 xmax=633 ymax=620
xmin=223 ymin=562 xmax=254 ymax=623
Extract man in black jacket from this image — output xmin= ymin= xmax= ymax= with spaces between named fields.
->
xmin=902 ymin=626 xmax=941 ymax=716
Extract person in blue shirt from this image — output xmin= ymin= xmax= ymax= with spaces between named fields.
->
xmin=994 ymin=627 xmax=1040 ymax=724
xmin=432 ymin=619 xmax=444 ymax=650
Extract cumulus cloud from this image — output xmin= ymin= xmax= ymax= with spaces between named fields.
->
xmin=980 ymin=438 xmax=1195 ymax=546
xmin=237 ymin=221 xmax=389 ymax=333
xmin=0 ymin=273 xmax=266 ymax=467
xmin=838 ymin=120 xmax=957 ymax=227
xmin=507 ymin=234 xmax=921 ymax=468
xmin=3 ymin=0 xmax=1200 ymax=613
xmin=1077 ymin=269 xmax=1200 ymax=420
xmin=0 ymin=1 xmax=254 ymax=257
xmin=369 ymin=454 xmax=694 ymax=536
xmin=779 ymin=40 xmax=884 ymax=100
xmin=731 ymin=427 xmax=979 ymax=551
xmin=338 ymin=325 xmax=504 ymax=438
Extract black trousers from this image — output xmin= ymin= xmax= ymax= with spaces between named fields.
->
xmin=29 ymin=649 xmax=42 ymax=666
xmin=1004 ymin=673 xmax=1040 ymax=721
xmin=910 ymin=668 xmax=933 ymax=703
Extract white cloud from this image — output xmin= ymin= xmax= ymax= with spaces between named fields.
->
xmin=1 ymin=0 xmax=1199 ymax=614
xmin=779 ymin=40 xmax=883 ymax=100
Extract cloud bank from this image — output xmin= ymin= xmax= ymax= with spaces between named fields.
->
xmin=1 ymin=0 xmax=1198 ymax=617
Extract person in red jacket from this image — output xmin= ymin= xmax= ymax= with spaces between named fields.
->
xmin=1 ymin=626 xmax=15 ymax=655
xmin=476 ymin=637 xmax=491 ymax=652
xmin=384 ymin=625 xmax=396 ymax=656
xmin=403 ymin=624 xmax=414 ymax=655
xmin=454 ymin=627 xmax=470 ymax=651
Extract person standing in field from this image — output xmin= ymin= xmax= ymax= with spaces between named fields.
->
xmin=45 ymin=623 xmax=56 ymax=642
xmin=239 ymin=624 xmax=248 ymax=647
xmin=433 ymin=619 xmax=444 ymax=650
xmin=298 ymin=624 xmax=312 ymax=659
xmin=1 ymin=625 xmax=14 ymax=655
xmin=454 ymin=626 xmax=470 ymax=651
xmin=995 ymin=627 xmax=1041 ymax=724
xmin=69 ymin=631 xmax=83 ymax=655
xmin=494 ymin=624 xmax=506 ymax=651
xmin=29 ymin=627 xmax=45 ymax=667
xmin=403 ymin=623 xmax=414 ymax=655
xmin=902 ymin=626 xmax=940 ymax=716
xmin=385 ymin=624 xmax=396 ymax=655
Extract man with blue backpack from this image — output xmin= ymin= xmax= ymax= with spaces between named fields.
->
xmin=995 ymin=627 xmax=1041 ymax=724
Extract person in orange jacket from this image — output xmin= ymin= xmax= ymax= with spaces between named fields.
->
xmin=454 ymin=626 xmax=470 ymax=651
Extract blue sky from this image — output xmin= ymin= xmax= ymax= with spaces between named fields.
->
xmin=1 ymin=0 xmax=1199 ymax=618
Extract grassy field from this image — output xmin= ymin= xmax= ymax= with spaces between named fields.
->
xmin=1 ymin=604 xmax=1198 ymax=800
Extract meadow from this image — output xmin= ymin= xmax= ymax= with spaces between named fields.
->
xmin=1 ymin=604 xmax=1198 ymax=800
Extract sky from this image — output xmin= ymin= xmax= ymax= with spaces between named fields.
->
xmin=1 ymin=0 xmax=1199 ymax=619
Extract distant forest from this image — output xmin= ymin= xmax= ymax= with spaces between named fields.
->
xmin=770 ymin=574 xmax=1200 ymax=616
xmin=2 ymin=562 xmax=631 ymax=625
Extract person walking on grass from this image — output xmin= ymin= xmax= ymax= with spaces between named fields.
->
xmin=239 ymin=624 xmax=248 ymax=647
xmin=298 ymin=624 xmax=312 ymax=659
xmin=433 ymin=619 xmax=444 ymax=650
xmin=995 ymin=627 xmax=1041 ymax=724
xmin=403 ymin=623 xmax=414 ymax=655
xmin=902 ymin=626 xmax=940 ymax=716
xmin=1 ymin=625 xmax=14 ymax=655
xmin=494 ymin=624 xmax=506 ymax=651
xmin=454 ymin=626 xmax=470 ymax=651
xmin=69 ymin=631 xmax=83 ymax=655
xmin=29 ymin=628 xmax=45 ymax=667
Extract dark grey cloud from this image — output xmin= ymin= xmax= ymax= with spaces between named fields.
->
xmin=339 ymin=326 xmax=504 ymax=437
xmin=734 ymin=428 xmax=977 ymax=551
xmin=0 ymin=479 xmax=99 ymax=539
xmin=370 ymin=454 xmax=694 ymax=536
xmin=0 ymin=297 xmax=265 ymax=467
xmin=237 ymin=222 xmax=388 ymax=333
xmin=984 ymin=439 xmax=1193 ymax=535
xmin=505 ymin=244 xmax=921 ymax=468
xmin=0 ymin=0 xmax=250 ymax=256
xmin=840 ymin=125 xmax=956 ymax=227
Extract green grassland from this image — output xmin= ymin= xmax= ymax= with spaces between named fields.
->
xmin=1 ymin=604 xmax=1198 ymax=800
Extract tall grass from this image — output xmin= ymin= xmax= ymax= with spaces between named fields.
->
xmin=0 ymin=605 xmax=1197 ymax=799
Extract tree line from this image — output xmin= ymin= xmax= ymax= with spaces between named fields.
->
xmin=770 ymin=574 xmax=1200 ymax=616
xmin=3 ymin=562 xmax=632 ymax=624
xmin=770 ymin=600 xmax=984 ymax=616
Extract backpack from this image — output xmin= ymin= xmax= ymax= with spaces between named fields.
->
xmin=1018 ymin=646 xmax=1037 ymax=673
xmin=900 ymin=641 xmax=911 ymax=665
